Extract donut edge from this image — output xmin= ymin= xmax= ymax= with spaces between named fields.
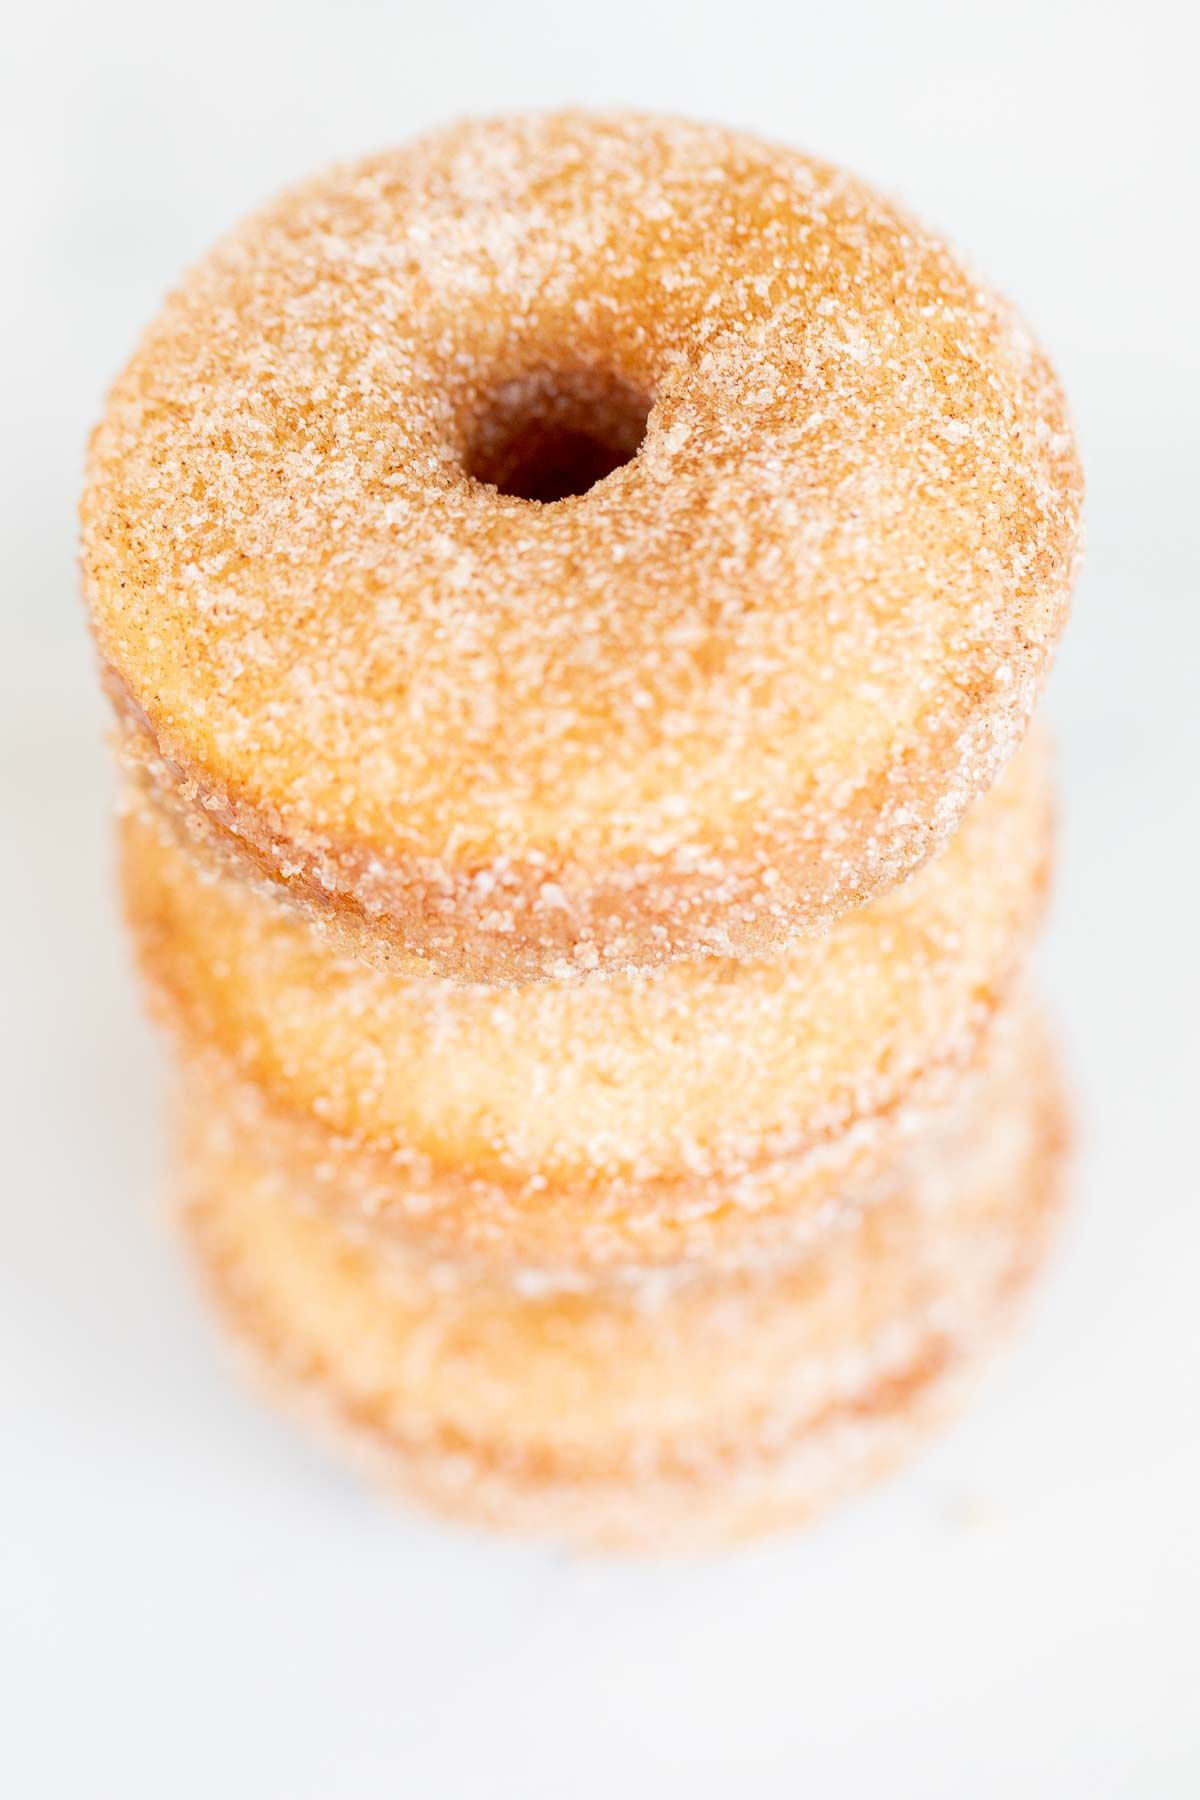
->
xmin=177 ymin=1064 xmax=1068 ymax=1551
xmin=106 ymin=648 xmax=1065 ymax=985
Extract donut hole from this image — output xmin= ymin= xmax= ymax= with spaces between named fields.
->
xmin=464 ymin=367 xmax=652 ymax=503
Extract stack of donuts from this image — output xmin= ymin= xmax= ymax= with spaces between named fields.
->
xmin=82 ymin=114 xmax=1083 ymax=1547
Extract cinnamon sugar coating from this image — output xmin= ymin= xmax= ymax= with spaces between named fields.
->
xmin=122 ymin=738 xmax=1051 ymax=1270
xmin=177 ymin=1009 xmax=1066 ymax=1546
xmin=84 ymin=112 xmax=1082 ymax=982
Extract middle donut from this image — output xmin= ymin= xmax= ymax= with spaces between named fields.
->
xmin=121 ymin=734 xmax=1051 ymax=1271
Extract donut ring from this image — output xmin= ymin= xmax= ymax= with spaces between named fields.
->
xmin=85 ymin=112 xmax=1082 ymax=982
xmin=178 ymin=1011 xmax=1066 ymax=1547
xmin=123 ymin=737 xmax=1051 ymax=1272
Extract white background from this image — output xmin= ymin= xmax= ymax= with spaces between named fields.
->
xmin=3 ymin=2 xmax=1198 ymax=1793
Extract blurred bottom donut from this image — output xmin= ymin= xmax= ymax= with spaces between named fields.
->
xmin=175 ymin=1004 xmax=1067 ymax=1549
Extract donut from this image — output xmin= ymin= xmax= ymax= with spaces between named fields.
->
xmin=84 ymin=112 xmax=1082 ymax=983
xmin=177 ymin=1008 xmax=1066 ymax=1547
xmin=122 ymin=735 xmax=1052 ymax=1272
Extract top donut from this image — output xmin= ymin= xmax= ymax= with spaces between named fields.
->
xmin=83 ymin=112 xmax=1082 ymax=983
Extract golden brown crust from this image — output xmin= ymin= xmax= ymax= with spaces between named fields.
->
xmin=213 ymin=1308 xmax=980 ymax=1552
xmin=120 ymin=735 xmax=1053 ymax=1267
xmin=86 ymin=112 xmax=1082 ymax=982
xmin=173 ymin=993 xmax=1033 ymax=1277
xmin=177 ymin=1009 xmax=1067 ymax=1546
